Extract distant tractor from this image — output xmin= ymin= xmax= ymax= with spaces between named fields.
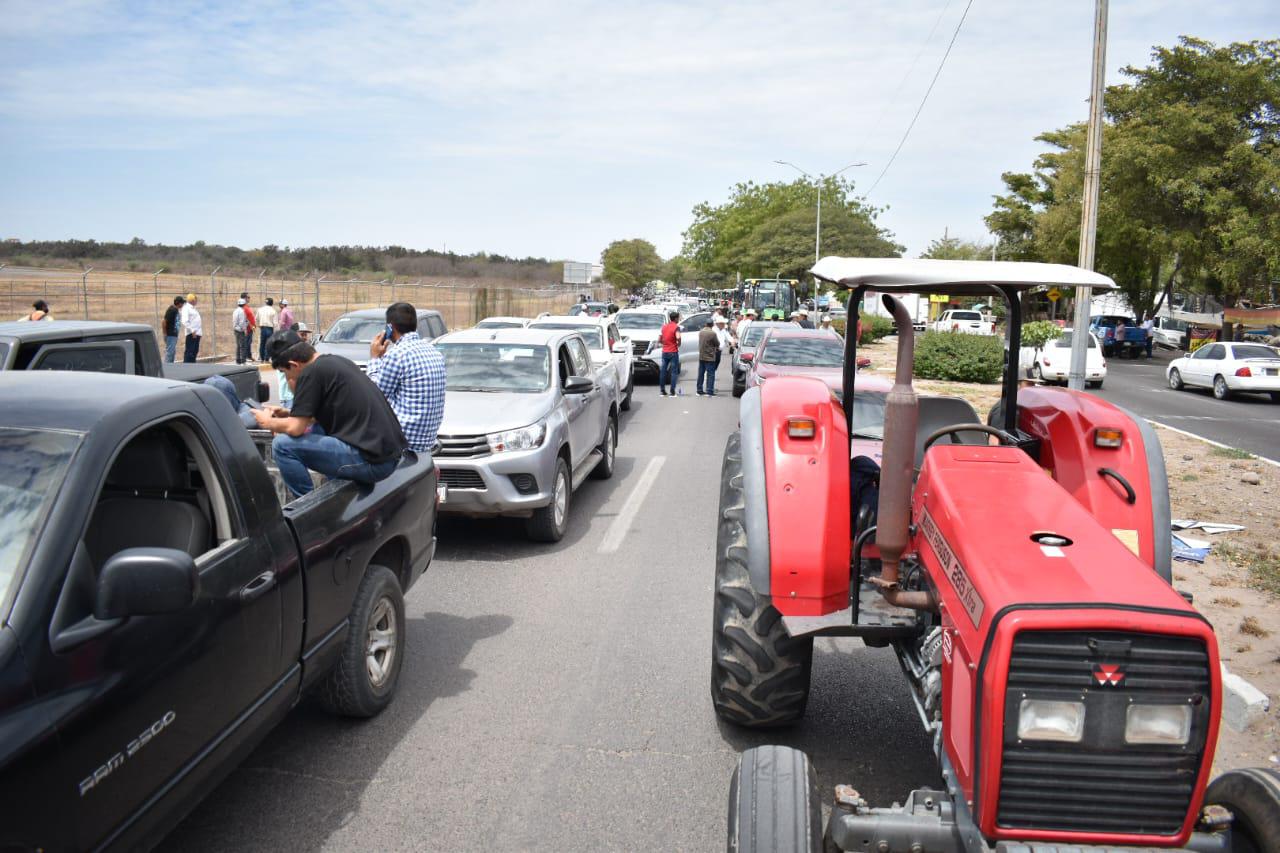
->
xmin=713 ymin=257 xmax=1280 ymax=852
xmin=742 ymin=278 xmax=799 ymax=321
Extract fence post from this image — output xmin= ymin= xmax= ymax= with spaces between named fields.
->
xmin=81 ymin=268 xmax=94 ymax=319
xmin=209 ymin=266 xmax=221 ymax=360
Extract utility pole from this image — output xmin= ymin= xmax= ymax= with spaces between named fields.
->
xmin=1068 ymin=0 xmax=1108 ymax=390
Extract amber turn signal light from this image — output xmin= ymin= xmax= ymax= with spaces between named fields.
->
xmin=787 ymin=417 xmax=816 ymax=439
xmin=1094 ymin=427 xmax=1123 ymax=448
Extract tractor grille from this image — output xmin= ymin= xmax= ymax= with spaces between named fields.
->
xmin=434 ymin=434 xmax=491 ymax=459
xmin=997 ymin=630 xmax=1210 ymax=836
xmin=632 ymin=340 xmax=649 ymax=356
xmin=437 ymin=469 xmax=485 ymax=490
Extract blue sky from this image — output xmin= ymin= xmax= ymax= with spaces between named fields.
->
xmin=2 ymin=1 xmax=1276 ymax=265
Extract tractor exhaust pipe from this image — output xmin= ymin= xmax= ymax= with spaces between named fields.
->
xmin=869 ymin=295 xmax=935 ymax=611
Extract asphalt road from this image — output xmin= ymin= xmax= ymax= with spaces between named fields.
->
xmin=1091 ymin=349 xmax=1280 ymax=463
xmin=164 ymin=362 xmax=937 ymax=852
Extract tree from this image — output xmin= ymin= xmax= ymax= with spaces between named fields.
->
xmin=920 ymin=233 xmax=992 ymax=261
xmin=601 ymin=239 xmax=662 ymax=291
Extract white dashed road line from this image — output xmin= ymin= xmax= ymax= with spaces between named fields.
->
xmin=598 ymin=455 xmax=667 ymax=553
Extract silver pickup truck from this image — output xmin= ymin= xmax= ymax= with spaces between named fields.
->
xmin=431 ymin=327 xmax=619 ymax=542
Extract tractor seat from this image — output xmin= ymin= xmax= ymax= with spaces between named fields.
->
xmin=914 ymin=396 xmax=983 ymax=469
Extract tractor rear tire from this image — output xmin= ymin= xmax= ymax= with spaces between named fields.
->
xmin=711 ymin=432 xmax=814 ymax=727
xmin=1204 ymin=768 xmax=1280 ymax=853
xmin=727 ymin=745 xmax=821 ymax=853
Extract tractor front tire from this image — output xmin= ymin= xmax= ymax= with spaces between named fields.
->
xmin=711 ymin=432 xmax=813 ymax=728
xmin=727 ymin=745 xmax=821 ymax=853
xmin=1204 ymin=768 xmax=1280 ymax=853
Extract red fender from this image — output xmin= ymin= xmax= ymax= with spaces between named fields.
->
xmin=759 ymin=377 xmax=850 ymax=616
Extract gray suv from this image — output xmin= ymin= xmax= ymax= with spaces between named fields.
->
xmin=314 ymin=307 xmax=447 ymax=369
xmin=432 ymin=327 xmax=619 ymax=542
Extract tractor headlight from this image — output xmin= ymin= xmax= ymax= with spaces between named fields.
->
xmin=1017 ymin=699 xmax=1085 ymax=742
xmin=1125 ymin=704 xmax=1191 ymax=745
xmin=487 ymin=421 xmax=546 ymax=453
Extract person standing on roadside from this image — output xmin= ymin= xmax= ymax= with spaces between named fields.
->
xmin=818 ymin=314 xmax=836 ymax=335
xmin=696 ymin=319 xmax=719 ymax=396
xmin=238 ymin=292 xmax=257 ymax=360
xmin=18 ymin=299 xmax=53 ymax=322
xmin=233 ymin=298 xmax=251 ymax=364
xmin=180 ymin=293 xmax=203 ymax=362
xmin=278 ymin=299 xmax=295 ymax=332
xmin=1141 ymin=313 xmax=1155 ymax=358
xmin=257 ymin=297 xmax=278 ymax=362
xmin=658 ymin=310 xmax=681 ymax=397
xmin=793 ymin=308 xmax=814 ymax=329
xmin=366 ymin=302 xmax=447 ymax=453
xmin=738 ymin=307 xmax=756 ymax=342
xmin=714 ymin=315 xmax=734 ymax=370
xmin=162 ymin=296 xmax=184 ymax=362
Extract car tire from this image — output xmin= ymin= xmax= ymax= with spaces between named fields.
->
xmin=591 ymin=417 xmax=616 ymax=480
xmin=711 ymin=432 xmax=813 ymax=727
xmin=1213 ymin=374 xmax=1231 ymax=400
xmin=527 ymin=456 xmax=570 ymax=542
xmin=621 ymin=374 xmax=634 ymax=411
xmin=727 ymin=745 xmax=822 ymax=853
xmin=1203 ymin=768 xmax=1280 ymax=853
xmin=732 ymin=379 xmax=745 ymax=398
xmin=317 ymin=565 xmax=405 ymax=718
xmin=1169 ymin=368 xmax=1184 ymax=390
xmin=1271 ymin=391 xmax=1280 ymax=404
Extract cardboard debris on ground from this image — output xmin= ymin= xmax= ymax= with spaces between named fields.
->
xmin=1172 ymin=533 xmax=1211 ymax=563
xmin=1172 ymin=520 xmax=1247 ymax=535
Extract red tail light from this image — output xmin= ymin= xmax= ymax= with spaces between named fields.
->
xmin=1236 ymin=367 xmax=1252 ymax=377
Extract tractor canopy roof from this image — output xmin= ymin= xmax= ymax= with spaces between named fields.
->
xmin=810 ymin=257 xmax=1116 ymax=296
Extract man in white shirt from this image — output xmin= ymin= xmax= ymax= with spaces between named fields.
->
xmin=180 ymin=294 xmax=203 ymax=363
xmin=737 ymin=308 xmax=756 ymax=342
xmin=233 ymin=298 xmax=250 ymax=364
xmin=1141 ymin=314 xmax=1155 ymax=358
xmin=257 ymin=297 xmax=279 ymax=362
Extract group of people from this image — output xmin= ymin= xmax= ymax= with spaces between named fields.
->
xmin=656 ymin=308 xmax=737 ymax=397
xmin=161 ymin=293 xmax=300 ymax=364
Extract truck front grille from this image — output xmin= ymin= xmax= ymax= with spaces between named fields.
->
xmin=434 ymin=434 xmax=491 ymax=459
xmin=632 ymin=340 xmax=648 ymax=356
xmin=437 ymin=469 xmax=485 ymax=490
xmin=997 ymin=630 xmax=1210 ymax=836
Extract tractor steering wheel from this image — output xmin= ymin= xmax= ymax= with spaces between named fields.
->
xmin=922 ymin=423 xmax=1019 ymax=454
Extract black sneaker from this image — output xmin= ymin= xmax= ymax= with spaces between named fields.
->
xmin=659 ymin=392 xmax=668 ymax=397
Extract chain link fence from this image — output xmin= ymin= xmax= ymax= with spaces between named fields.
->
xmin=0 ymin=268 xmax=616 ymax=361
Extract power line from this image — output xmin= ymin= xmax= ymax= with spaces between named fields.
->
xmin=864 ymin=0 xmax=975 ymax=198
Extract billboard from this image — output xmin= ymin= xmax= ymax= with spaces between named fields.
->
xmin=563 ymin=261 xmax=592 ymax=285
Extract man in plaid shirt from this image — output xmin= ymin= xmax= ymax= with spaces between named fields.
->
xmin=366 ymin=302 xmax=446 ymax=453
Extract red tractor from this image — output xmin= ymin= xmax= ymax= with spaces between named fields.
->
xmin=712 ymin=258 xmax=1280 ymax=853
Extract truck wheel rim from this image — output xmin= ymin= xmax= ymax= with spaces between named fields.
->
xmin=554 ymin=470 xmax=568 ymax=527
xmin=366 ymin=597 xmax=397 ymax=688
xmin=605 ymin=424 xmax=615 ymax=467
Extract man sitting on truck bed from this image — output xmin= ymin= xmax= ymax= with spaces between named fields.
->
xmin=257 ymin=331 xmax=408 ymax=497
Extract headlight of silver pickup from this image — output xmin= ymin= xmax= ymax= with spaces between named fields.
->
xmin=487 ymin=421 xmax=546 ymax=453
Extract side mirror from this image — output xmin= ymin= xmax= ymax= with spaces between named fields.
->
xmin=611 ymin=342 xmax=629 ymax=354
xmin=563 ymin=375 xmax=594 ymax=395
xmin=95 ymin=548 xmax=199 ymax=620
xmin=741 ymin=352 xmax=755 ymax=363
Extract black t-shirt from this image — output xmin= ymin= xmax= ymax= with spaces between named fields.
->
xmin=163 ymin=305 xmax=180 ymax=337
xmin=290 ymin=355 xmax=407 ymax=464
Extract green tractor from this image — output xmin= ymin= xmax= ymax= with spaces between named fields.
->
xmin=742 ymin=278 xmax=798 ymax=321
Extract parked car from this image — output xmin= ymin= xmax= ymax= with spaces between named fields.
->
xmin=528 ymin=315 xmax=634 ymax=411
xmin=0 ymin=319 xmax=266 ymax=402
xmin=567 ymin=301 xmax=608 ymax=318
xmin=314 ymin=307 xmax=447 ymax=369
xmin=930 ymin=309 xmax=995 ymax=335
xmin=475 ymin=316 xmax=531 ymax=329
xmin=0 ymin=371 xmax=437 ymax=851
xmin=432 ymin=328 xmax=618 ymax=541
xmin=731 ymin=321 xmax=790 ymax=397
xmin=1167 ymin=341 xmax=1280 ymax=401
xmin=1018 ymin=328 xmax=1107 ymax=388
xmin=741 ymin=328 xmax=846 ymax=396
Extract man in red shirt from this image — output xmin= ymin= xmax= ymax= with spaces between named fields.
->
xmin=659 ymin=310 xmax=681 ymax=397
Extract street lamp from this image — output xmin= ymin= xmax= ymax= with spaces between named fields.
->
xmin=775 ymin=160 xmax=866 ymax=309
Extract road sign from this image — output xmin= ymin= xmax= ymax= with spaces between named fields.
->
xmin=1047 ymin=287 xmax=1062 ymax=302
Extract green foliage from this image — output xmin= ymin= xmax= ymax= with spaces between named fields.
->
xmin=601 ymin=239 xmax=663 ymax=291
xmin=919 ymin=234 xmax=992 ymax=260
xmin=1021 ymin=320 xmax=1063 ymax=351
xmin=914 ymin=333 xmax=1004 ymax=383
xmin=682 ymin=177 xmax=903 ymax=295
xmin=858 ymin=313 xmax=895 ymax=343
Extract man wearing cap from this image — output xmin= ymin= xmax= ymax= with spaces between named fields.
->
xmin=258 ymin=329 xmax=407 ymax=498
xmin=180 ymin=293 xmax=203 ymax=363
xmin=233 ymin=298 xmax=251 ymax=364
xmin=278 ymin=299 xmax=295 ymax=332
xmin=792 ymin=308 xmax=814 ymax=329
xmin=738 ymin=308 xmax=757 ymax=342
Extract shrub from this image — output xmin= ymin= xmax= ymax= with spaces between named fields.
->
xmin=1021 ymin=320 xmax=1063 ymax=352
xmin=914 ymin=332 xmax=1004 ymax=383
xmin=858 ymin=313 xmax=895 ymax=344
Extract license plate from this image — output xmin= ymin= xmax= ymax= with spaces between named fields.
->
xmin=437 ymin=484 xmax=448 ymax=504
xmin=1266 ymin=368 xmax=1278 ymax=376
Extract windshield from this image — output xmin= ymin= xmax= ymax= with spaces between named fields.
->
xmin=759 ymin=337 xmax=844 ymax=367
xmin=951 ymin=311 xmax=982 ymax=321
xmin=617 ymin=313 xmax=664 ymax=331
xmin=437 ymin=343 xmax=550 ymax=392
xmin=0 ymin=428 xmax=81 ymax=607
xmin=1053 ymin=332 xmax=1097 ymax=349
xmin=742 ymin=325 xmax=783 ymax=347
xmin=476 ymin=320 xmax=526 ymax=329
xmin=850 ymin=391 xmax=887 ymax=439
xmin=323 ymin=317 xmax=385 ymax=343
xmin=529 ymin=324 xmax=604 ymax=349
xmin=1234 ymin=344 xmax=1280 ymax=360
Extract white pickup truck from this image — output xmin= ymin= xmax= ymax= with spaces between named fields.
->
xmin=930 ymin=309 xmax=995 ymax=335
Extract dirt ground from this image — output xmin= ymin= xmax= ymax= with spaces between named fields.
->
xmin=856 ymin=335 xmax=1280 ymax=774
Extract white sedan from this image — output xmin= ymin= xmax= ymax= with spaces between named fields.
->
xmin=1019 ymin=329 xmax=1107 ymax=388
xmin=1167 ymin=342 xmax=1280 ymax=401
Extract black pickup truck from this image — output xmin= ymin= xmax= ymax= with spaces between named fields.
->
xmin=0 ymin=320 xmax=267 ymax=402
xmin=0 ymin=371 xmax=438 ymax=851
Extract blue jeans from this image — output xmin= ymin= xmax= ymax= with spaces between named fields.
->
xmin=697 ymin=359 xmax=716 ymax=394
xmin=204 ymin=375 xmax=258 ymax=428
xmin=272 ymin=426 xmax=400 ymax=498
xmin=165 ymin=335 xmax=178 ymax=362
xmin=259 ymin=327 xmax=274 ymax=362
xmin=660 ymin=352 xmax=679 ymax=394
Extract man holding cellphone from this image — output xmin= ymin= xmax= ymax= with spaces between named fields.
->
xmin=366 ymin=302 xmax=447 ymax=454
